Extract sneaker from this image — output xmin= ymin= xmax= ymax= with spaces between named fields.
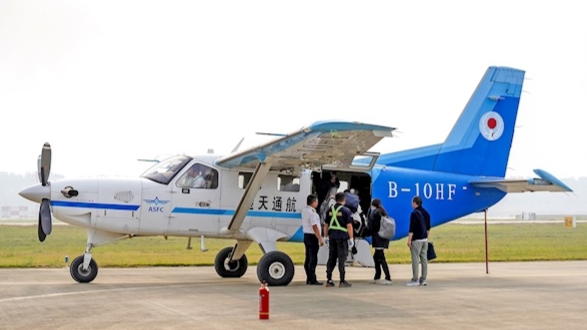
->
xmin=325 ymin=280 xmax=335 ymax=287
xmin=369 ymin=279 xmax=380 ymax=284
xmin=308 ymin=281 xmax=323 ymax=285
xmin=378 ymin=279 xmax=393 ymax=285
xmin=339 ymin=281 xmax=352 ymax=288
xmin=406 ymin=280 xmax=419 ymax=286
xmin=419 ymin=280 xmax=427 ymax=286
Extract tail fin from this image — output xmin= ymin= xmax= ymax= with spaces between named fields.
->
xmin=378 ymin=66 xmax=525 ymax=178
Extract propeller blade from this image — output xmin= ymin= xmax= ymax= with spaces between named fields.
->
xmin=40 ymin=143 xmax=51 ymax=186
xmin=37 ymin=155 xmax=42 ymax=183
xmin=38 ymin=213 xmax=46 ymax=242
xmin=40 ymin=199 xmax=52 ymax=235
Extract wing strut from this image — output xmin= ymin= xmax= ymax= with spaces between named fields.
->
xmin=221 ymin=157 xmax=274 ymax=234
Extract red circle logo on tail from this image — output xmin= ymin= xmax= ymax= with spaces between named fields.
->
xmin=479 ymin=112 xmax=504 ymax=141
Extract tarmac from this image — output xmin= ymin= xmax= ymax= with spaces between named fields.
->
xmin=1 ymin=261 xmax=586 ymax=330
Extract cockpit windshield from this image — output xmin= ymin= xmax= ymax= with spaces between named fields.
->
xmin=140 ymin=155 xmax=192 ymax=185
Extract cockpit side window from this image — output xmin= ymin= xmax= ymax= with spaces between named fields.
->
xmin=176 ymin=163 xmax=218 ymax=189
xmin=140 ymin=155 xmax=192 ymax=185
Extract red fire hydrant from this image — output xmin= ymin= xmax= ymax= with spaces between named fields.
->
xmin=259 ymin=280 xmax=269 ymax=320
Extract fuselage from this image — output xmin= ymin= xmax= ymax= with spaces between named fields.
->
xmin=21 ymin=154 xmax=505 ymax=243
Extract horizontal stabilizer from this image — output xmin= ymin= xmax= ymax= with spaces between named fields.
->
xmin=469 ymin=169 xmax=573 ymax=193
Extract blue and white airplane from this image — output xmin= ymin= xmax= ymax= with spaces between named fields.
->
xmin=19 ymin=66 xmax=572 ymax=286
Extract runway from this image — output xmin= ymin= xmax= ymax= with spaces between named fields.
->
xmin=1 ymin=261 xmax=586 ymax=329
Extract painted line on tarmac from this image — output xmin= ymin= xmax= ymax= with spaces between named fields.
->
xmin=0 ymin=283 xmax=195 ymax=304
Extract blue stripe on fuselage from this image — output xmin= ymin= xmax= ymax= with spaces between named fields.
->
xmin=50 ymin=201 xmax=140 ymax=211
xmin=49 ymin=201 xmax=301 ymax=219
xmin=171 ymin=207 xmax=302 ymax=219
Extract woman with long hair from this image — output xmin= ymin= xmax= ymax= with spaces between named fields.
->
xmin=368 ymin=198 xmax=392 ymax=284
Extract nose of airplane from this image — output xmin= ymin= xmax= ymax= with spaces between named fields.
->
xmin=19 ymin=184 xmax=51 ymax=203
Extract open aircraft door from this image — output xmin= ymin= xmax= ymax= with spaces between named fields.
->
xmin=316 ymin=152 xmax=381 ymax=268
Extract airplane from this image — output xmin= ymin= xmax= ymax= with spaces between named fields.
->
xmin=19 ymin=66 xmax=573 ymax=286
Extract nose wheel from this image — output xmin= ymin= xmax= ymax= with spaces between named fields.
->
xmin=70 ymin=255 xmax=98 ymax=283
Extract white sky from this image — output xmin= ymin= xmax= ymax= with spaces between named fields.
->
xmin=1 ymin=1 xmax=585 ymax=179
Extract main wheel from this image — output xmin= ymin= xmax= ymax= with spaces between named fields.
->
xmin=70 ymin=255 xmax=98 ymax=283
xmin=214 ymin=246 xmax=248 ymax=278
xmin=256 ymin=251 xmax=294 ymax=286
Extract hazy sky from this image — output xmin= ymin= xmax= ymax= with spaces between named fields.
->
xmin=1 ymin=1 xmax=585 ymax=180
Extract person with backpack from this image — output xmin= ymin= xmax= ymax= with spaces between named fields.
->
xmin=406 ymin=196 xmax=431 ymax=287
xmin=367 ymin=198 xmax=392 ymax=285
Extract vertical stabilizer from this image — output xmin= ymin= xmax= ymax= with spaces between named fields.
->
xmin=432 ymin=66 xmax=525 ymax=177
xmin=377 ymin=66 xmax=525 ymax=178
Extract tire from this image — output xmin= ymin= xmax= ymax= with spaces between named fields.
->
xmin=70 ymin=255 xmax=98 ymax=283
xmin=256 ymin=251 xmax=294 ymax=286
xmin=214 ymin=247 xmax=248 ymax=278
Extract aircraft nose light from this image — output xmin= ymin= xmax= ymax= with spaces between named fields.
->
xmin=19 ymin=184 xmax=51 ymax=203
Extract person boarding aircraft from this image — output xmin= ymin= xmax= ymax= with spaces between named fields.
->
xmin=19 ymin=66 xmax=572 ymax=286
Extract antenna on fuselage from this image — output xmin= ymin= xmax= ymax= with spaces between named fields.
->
xmin=137 ymin=154 xmax=174 ymax=163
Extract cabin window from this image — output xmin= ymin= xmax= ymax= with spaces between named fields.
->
xmin=238 ymin=172 xmax=253 ymax=189
xmin=351 ymin=155 xmax=374 ymax=167
xmin=278 ymin=175 xmax=300 ymax=192
xmin=176 ymin=163 xmax=218 ymax=189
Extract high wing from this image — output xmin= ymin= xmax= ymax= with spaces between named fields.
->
xmin=215 ymin=120 xmax=395 ymax=236
xmin=215 ymin=120 xmax=395 ymax=171
xmin=469 ymin=169 xmax=573 ymax=193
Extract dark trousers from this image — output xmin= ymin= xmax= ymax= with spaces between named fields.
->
xmin=303 ymin=233 xmax=319 ymax=283
xmin=373 ymin=249 xmax=391 ymax=280
xmin=326 ymin=238 xmax=348 ymax=282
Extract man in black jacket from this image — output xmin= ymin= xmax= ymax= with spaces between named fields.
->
xmin=324 ymin=192 xmax=354 ymax=288
xmin=406 ymin=196 xmax=430 ymax=286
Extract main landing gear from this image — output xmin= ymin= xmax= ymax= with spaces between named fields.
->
xmin=214 ymin=246 xmax=249 ymax=278
xmin=214 ymin=247 xmax=295 ymax=286
xmin=256 ymin=251 xmax=294 ymax=287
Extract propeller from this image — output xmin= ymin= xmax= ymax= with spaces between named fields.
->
xmin=37 ymin=143 xmax=53 ymax=242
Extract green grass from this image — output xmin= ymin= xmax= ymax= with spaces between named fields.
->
xmin=0 ymin=223 xmax=586 ymax=268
